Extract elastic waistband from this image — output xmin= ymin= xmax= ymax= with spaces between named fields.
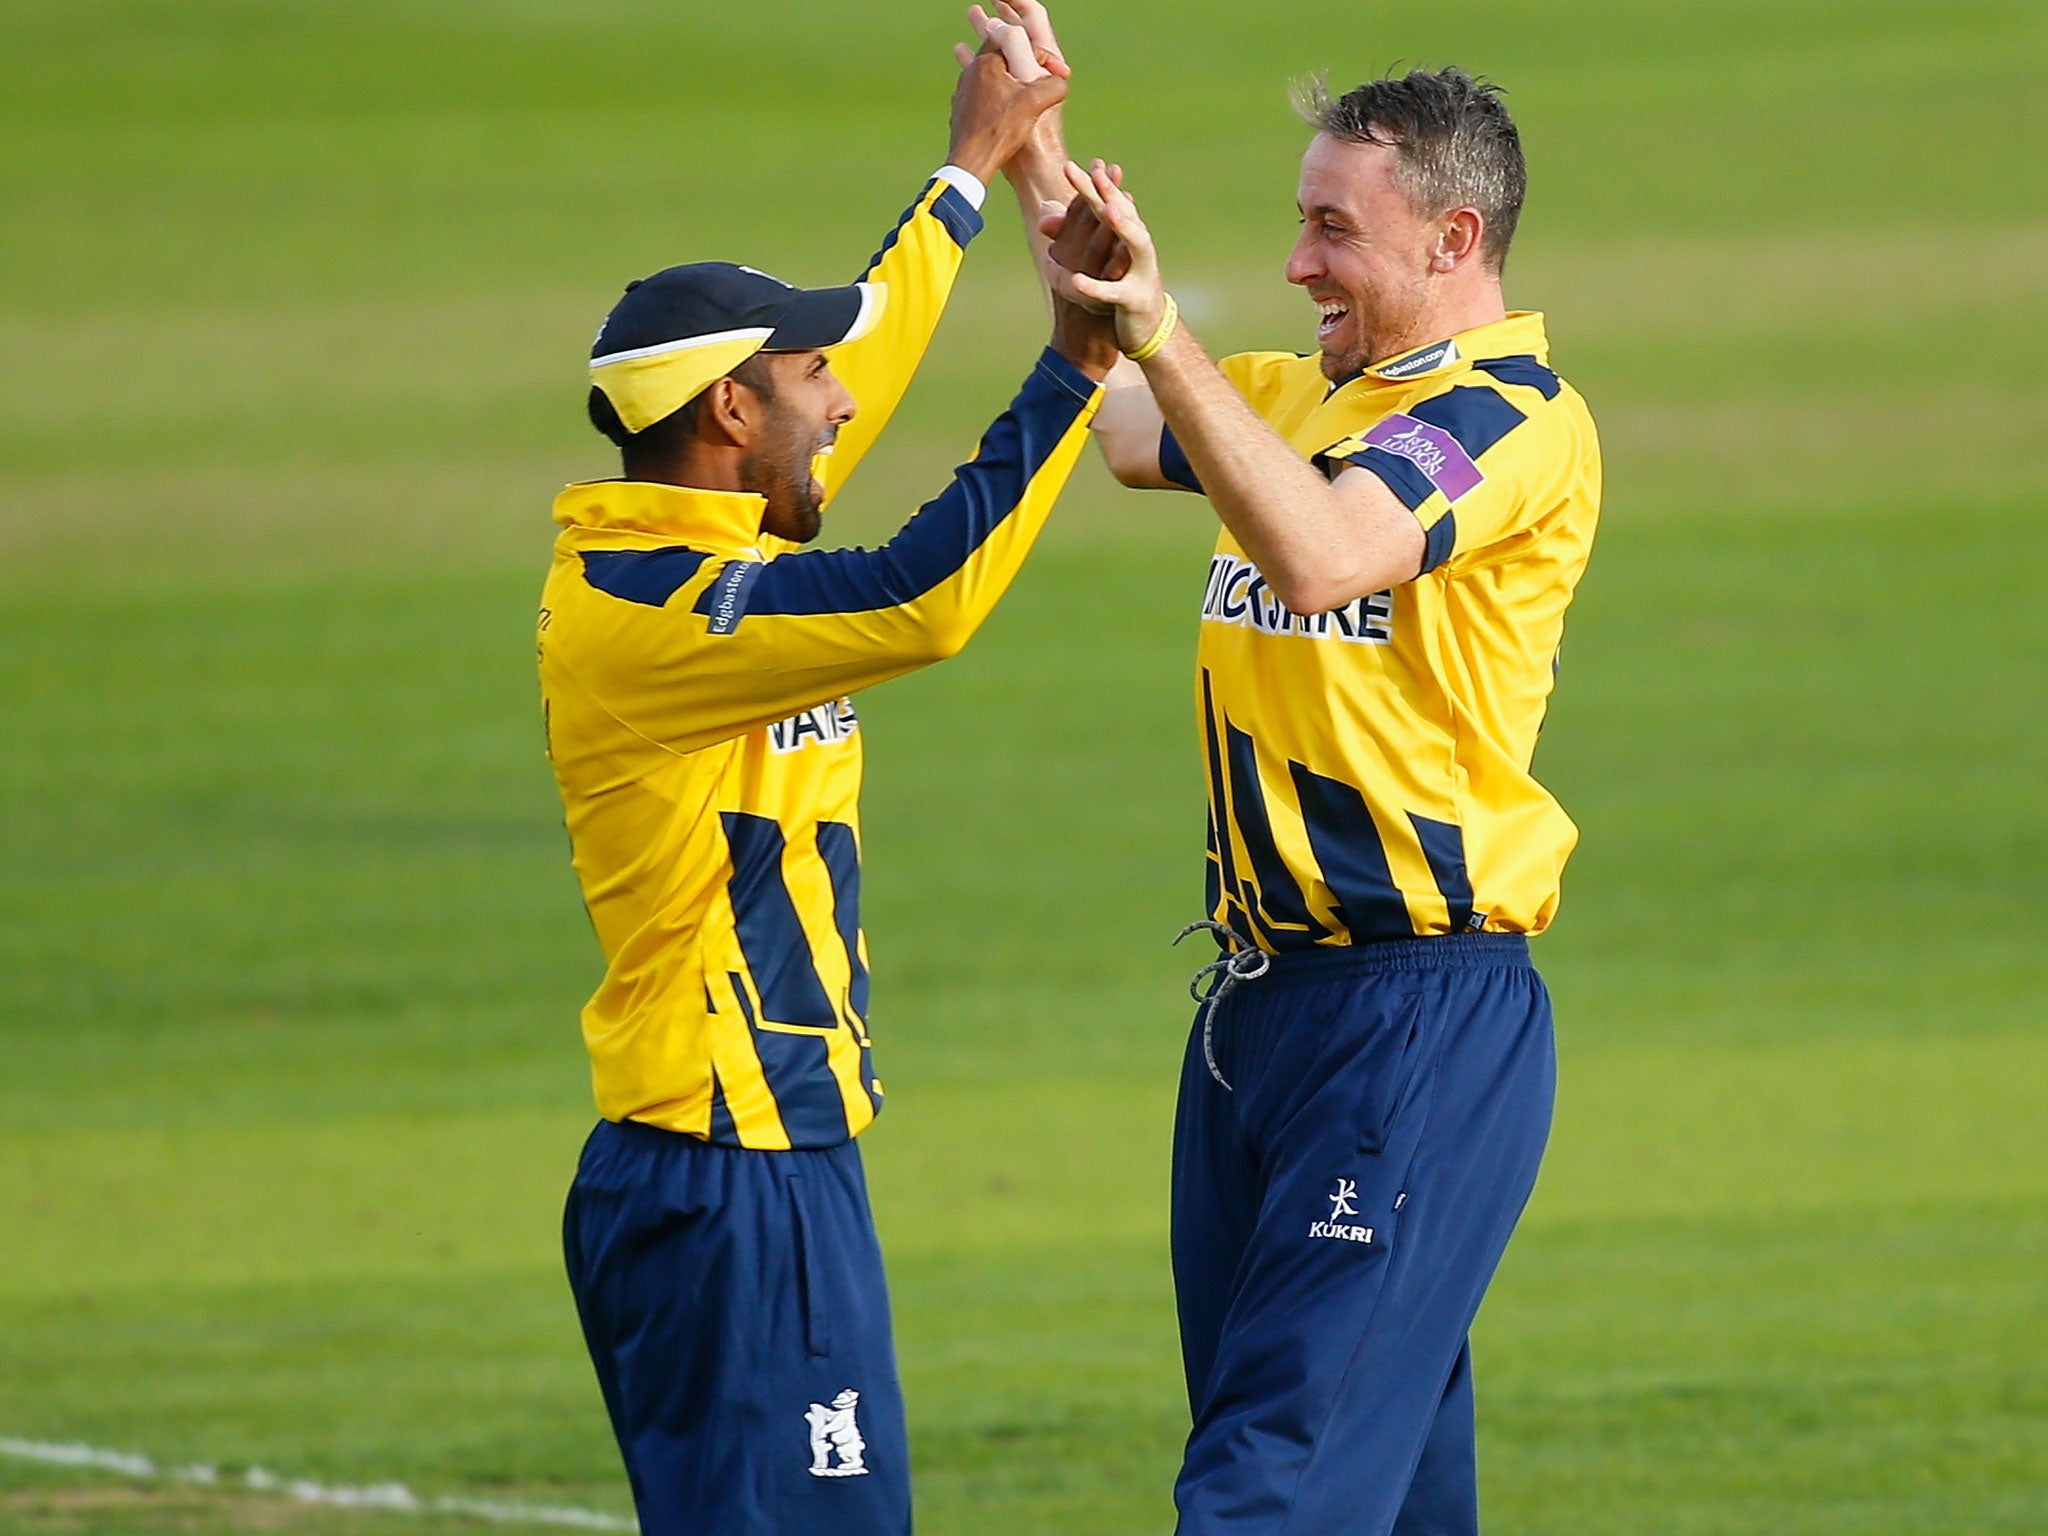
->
xmin=1258 ymin=932 xmax=1530 ymax=982
xmin=597 ymin=1117 xmax=858 ymax=1160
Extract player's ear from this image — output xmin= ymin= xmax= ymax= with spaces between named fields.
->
xmin=701 ymin=377 xmax=754 ymax=446
xmin=1433 ymin=207 xmax=1485 ymax=272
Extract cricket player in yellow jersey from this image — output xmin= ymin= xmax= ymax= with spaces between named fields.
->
xmin=536 ymin=39 xmax=1119 ymax=1536
xmin=979 ymin=6 xmax=1600 ymax=1530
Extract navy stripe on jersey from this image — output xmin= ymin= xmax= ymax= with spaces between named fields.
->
xmin=1334 ymin=444 xmax=1437 ymax=511
xmin=704 ymin=983 xmax=742 ymax=1141
xmin=815 ymin=820 xmax=877 ymax=1118
xmin=815 ymin=821 xmax=870 ymax=1026
xmin=1203 ymin=814 xmax=1225 ymax=929
xmin=1289 ymin=761 xmax=1415 ymax=943
xmin=1225 ymin=721 xmax=1329 ymax=947
xmin=1335 ymin=385 xmax=1528 ymax=567
xmin=1409 ymin=812 xmax=1477 ymax=932
xmin=727 ymin=969 xmax=847 ymax=1145
xmin=707 ymin=1067 xmax=740 ymax=1143
xmin=1421 ymin=513 xmax=1458 ymax=575
xmin=1409 ymin=385 xmax=1527 ymax=461
xmin=580 ymin=547 xmax=711 ymax=608
xmin=1200 ymin=671 xmax=1256 ymax=937
xmin=930 ymin=185 xmax=985 ymax=249
xmin=720 ymin=812 xmax=838 ymax=1028
xmin=1472 ymin=355 xmax=1561 ymax=400
xmin=694 ymin=349 xmax=1094 ymax=627
xmin=863 ymin=182 xmax=927 ymax=273
xmin=863 ymin=177 xmax=984 ymax=274
xmin=700 ymin=559 xmax=764 ymax=635
xmin=1323 ymin=442 xmax=1456 ymax=572
xmin=1160 ymin=424 xmax=1203 ymax=492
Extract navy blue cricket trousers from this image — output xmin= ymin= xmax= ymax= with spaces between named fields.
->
xmin=1171 ymin=934 xmax=1554 ymax=1536
xmin=564 ymin=1120 xmax=910 ymax=1536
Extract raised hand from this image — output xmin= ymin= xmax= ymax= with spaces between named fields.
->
xmin=1038 ymin=150 xmax=1122 ymax=375
xmin=953 ymin=18 xmax=1035 ymax=81
xmin=1045 ymin=159 xmax=1168 ymax=353
xmin=957 ymin=3 xmax=1071 ymax=190
xmin=945 ymin=43 xmax=1069 ymax=184
xmin=1042 ymin=173 xmax=1132 ymax=312
xmin=950 ymin=1 xmax=1064 ymax=80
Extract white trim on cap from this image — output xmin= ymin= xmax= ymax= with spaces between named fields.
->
xmin=590 ymin=326 xmax=775 ymax=370
xmin=838 ymin=282 xmax=886 ymax=347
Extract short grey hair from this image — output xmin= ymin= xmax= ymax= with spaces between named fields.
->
xmin=1292 ymin=67 xmax=1527 ymax=270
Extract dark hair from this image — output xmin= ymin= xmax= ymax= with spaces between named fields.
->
xmin=1292 ymin=67 xmax=1526 ymax=270
xmin=586 ymin=352 xmax=778 ymax=455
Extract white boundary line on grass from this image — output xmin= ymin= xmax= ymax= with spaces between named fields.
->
xmin=0 ymin=1437 xmax=636 ymax=1531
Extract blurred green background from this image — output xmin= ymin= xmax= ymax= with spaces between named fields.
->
xmin=3 ymin=1 xmax=2045 ymax=1532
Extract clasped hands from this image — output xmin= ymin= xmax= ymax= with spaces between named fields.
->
xmin=959 ymin=2 xmax=1174 ymax=358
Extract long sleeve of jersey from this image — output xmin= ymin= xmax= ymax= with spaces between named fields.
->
xmin=560 ymin=348 xmax=1102 ymax=753
xmin=813 ymin=171 xmax=986 ymax=508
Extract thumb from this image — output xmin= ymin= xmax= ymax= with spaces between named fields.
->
xmin=1094 ymin=180 xmax=1150 ymax=244
xmin=1018 ymin=72 xmax=1069 ymax=117
xmin=1069 ymin=271 xmax=1119 ymax=305
xmin=991 ymin=21 xmax=1045 ymax=82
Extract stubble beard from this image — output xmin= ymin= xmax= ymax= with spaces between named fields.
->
xmin=745 ymin=412 xmax=825 ymax=545
xmin=1319 ymin=271 xmax=1433 ymax=383
xmin=1319 ymin=333 xmax=1371 ymax=385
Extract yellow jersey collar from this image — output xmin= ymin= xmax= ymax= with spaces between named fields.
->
xmin=1354 ymin=311 xmax=1550 ymax=387
xmin=551 ymin=479 xmax=769 ymax=550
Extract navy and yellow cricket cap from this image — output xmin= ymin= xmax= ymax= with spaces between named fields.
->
xmin=590 ymin=263 xmax=887 ymax=434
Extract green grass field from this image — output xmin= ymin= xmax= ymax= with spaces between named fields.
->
xmin=3 ymin=1 xmax=2046 ymax=1531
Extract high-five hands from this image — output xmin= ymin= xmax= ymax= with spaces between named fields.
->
xmin=1040 ymin=162 xmax=1126 ymax=378
xmin=959 ymin=1 xmax=1072 ymax=200
xmin=956 ymin=2 xmax=1068 ymax=84
xmin=946 ymin=35 xmax=1069 ymax=183
xmin=1043 ymin=163 xmax=1132 ymax=304
xmin=1044 ymin=159 xmax=1170 ymax=356
xmin=950 ymin=3 xmax=1122 ymax=378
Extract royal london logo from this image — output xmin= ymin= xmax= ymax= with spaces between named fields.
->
xmin=1201 ymin=555 xmax=1393 ymax=645
xmin=770 ymin=698 xmax=859 ymax=754
xmin=806 ymin=1389 xmax=870 ymax=1478
xmin=1376 ymin=423 xmax=1452 ymax=481
xmin=1308 ymin=1178 xmax=1375 ymax=1245
xmin=1359 ymin=413 xmax=1485 ymax=503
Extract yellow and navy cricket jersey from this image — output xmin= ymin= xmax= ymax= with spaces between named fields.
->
xmin=539 ymin=174 xmax=1103 ymax=1149
xmin=1161 ymin=312 xmax=1601 ymax=950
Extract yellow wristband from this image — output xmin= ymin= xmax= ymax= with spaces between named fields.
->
xmin=1126 ymin=293 xmax=1179 ymax=363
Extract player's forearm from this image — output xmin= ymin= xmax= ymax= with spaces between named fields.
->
xmin=1005 ymin=130 xmax=1071 ymax=309
xmin=1090 ymin=360 xmax=1172 ymax=488
xmin=817 ymin=172 xmax=984 ymax=505
xmin=604 ymin=349 xmax=1100 ymax=754
xmin=1136 ymin=326 xmax=1396 ymax=612
xmin=716 ymin=349 xmax=1101 ymax=713
xmin=1042 ymin=156 xmax=1418 ymax=593
xmin=881 ymin=346 xmax=1102 ymax=651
